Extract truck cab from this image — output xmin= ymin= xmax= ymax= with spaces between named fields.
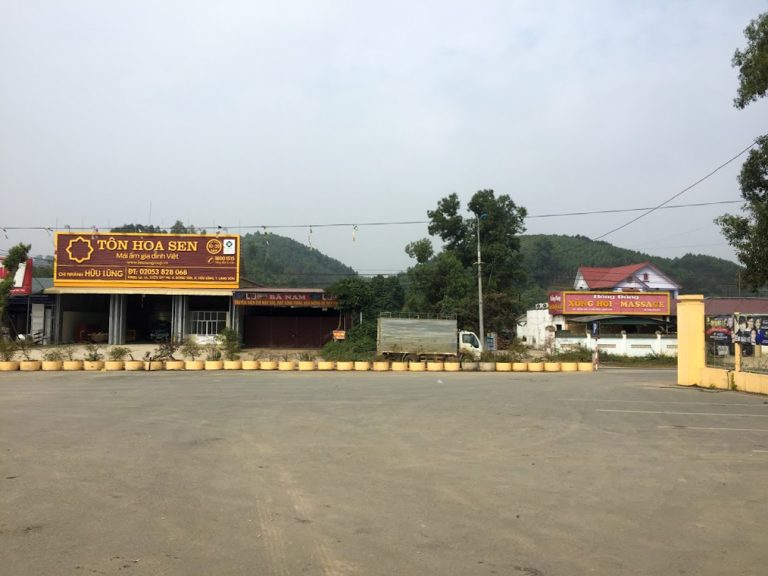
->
xmin=459 ymin=330 xmax=482 ymax=360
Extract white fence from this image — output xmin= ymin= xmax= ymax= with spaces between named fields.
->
xmin=555 ymin=333 xmax=678 ymax=357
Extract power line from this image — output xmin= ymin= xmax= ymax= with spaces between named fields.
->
xmin=0 ymin=199 xmax=744 ymax=234
xmin=592 ymin=141 xmax=757 ymax=241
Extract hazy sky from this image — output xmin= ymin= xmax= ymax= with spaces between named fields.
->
xmin=2 ymin=0 xmax=767 ymax=276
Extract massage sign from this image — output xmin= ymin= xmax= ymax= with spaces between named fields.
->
xmin=53 ymin=232 xmax=240 ymax=288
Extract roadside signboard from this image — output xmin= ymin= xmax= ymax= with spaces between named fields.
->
xmin=232 ymin=290 xmax=338 ymax=308
xmin=53 ymin=232 xmax=239 ymax=288
xmin=547 ymin=291 xmax=671 ymax=316
xmin=0 ymin=258 xmax=33 ymax=296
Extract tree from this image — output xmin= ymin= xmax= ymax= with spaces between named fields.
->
xmin=717 ymin=12 xmax=768 ymax=289
xmin=405 ymin=189 xmax=528 ymax=333
xmin=426 ymin=189 xmax=527 ymax=291
xmin=716 ymin=135 xmax=768 ymax=290
xmin=733 ymin=12 xmax=768 ymax=109
xmin=110 ymin=223 xmax=165 ymax=233
xmin=0 ymin=243 xmax=31 ymax=333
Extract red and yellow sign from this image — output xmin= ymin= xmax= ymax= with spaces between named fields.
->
xmin=54 ymin=232 xmax=239 ymax=288
xmin=548 ymin=291 xmax=671 ymax=316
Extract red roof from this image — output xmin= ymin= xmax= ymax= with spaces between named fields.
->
xmin=577 ymin=262 xmax=651 ymax=289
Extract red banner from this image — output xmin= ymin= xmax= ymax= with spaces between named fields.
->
xmin=0 ymin=258 xmax=33 ymax=296
xmin=548 ymin=291 xmax=671 ymax=316
xmin=54 ymin=233 xmax=239 ymax=288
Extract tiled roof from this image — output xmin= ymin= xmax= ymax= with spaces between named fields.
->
xmin=577 ymin=263 xmax=650 ymax=289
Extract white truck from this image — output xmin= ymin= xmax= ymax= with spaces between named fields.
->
xmin=376 ymin=315 xmax=482 ymax=361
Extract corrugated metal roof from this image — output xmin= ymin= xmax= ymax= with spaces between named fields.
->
xmin=705 ymin=298 xmax=768 ymax=316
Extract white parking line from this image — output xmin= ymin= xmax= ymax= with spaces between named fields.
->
xmin=658 ymin=426 xmax=768 ymax=433
xmin=596 ymin=409 xmax=768 ymax=418
xmin=563 ymin=398 xmax=762 ymax=407
xmin=753 ymin=449 xmax=768 ymax=452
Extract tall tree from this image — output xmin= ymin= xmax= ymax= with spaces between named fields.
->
xmin=733 ymin=12 xmax=768 ymax=109
xmin=405 ymin=189 xmax=527 ymax=333
xmin=717 ymin=135 xmax=768 ymax=289
xmin=717 ymin=12 xmax=768 ymax=289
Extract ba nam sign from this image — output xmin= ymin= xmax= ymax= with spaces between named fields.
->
xmin=54 ymin=233 xmax=240 ymax=288
xmin=548 ymin=291 xmax=671 ymax=316
xmin=233 ymin=290 xmax=338 ymax=308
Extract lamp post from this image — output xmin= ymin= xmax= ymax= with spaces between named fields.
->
xmin=476 ymin=213 xmax=485 ymax=351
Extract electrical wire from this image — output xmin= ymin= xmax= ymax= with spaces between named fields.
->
xmin=0 ymin=199 xmax=744 ymax=233
xmin=592 ymin=141 xmax=757 ymax=241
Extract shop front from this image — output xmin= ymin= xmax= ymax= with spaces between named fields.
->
xmin=234 ymin=288 xmax=342 ymax=348
xmin=46 ymin=232 xmax=240 ymax=344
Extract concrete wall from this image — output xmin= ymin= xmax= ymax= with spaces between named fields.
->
xmin=556 ymin=333 xmax=677 ymax=357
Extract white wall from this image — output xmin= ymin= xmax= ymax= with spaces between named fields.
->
xmin=555 ymin=333 xmax=678 ymax=357
xmin=519 ymin=306 xmax=568 ymax=348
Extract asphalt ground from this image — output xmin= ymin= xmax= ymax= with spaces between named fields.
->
xmin=1 ymin=369 xmax=767 ymax=576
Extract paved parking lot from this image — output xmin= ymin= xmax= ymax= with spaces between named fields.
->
xmin=1 ymin=369 xmax=767 ymax=575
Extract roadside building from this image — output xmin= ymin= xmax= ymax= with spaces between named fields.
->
xmin=43 ymin=232 xmax=341 ymax=348
xmin=1 ymin=258 xmax=56 ymax=343
xmin=521 ymin=262 xmax=679 ymax=356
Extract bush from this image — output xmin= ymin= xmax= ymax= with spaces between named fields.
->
xmin=217 ymin=328 xmax=240 ymax=361
xmin=61 ymin=345 xmax=78 ymax=361
xmin=107 ymin=346 xmax=131 ymax=361
xmin=0 ymin=338 xmax=17 ymax=361
xmin=42 ymin=349 xmax=64 ymax=362
xmin=151 ymin=339 xmax=180 ymax=361
xmin=83 ymin=343 xmax=103 ymax=362
xmin=599 ymin=351 xmax=676 ymax=366
xmin=205 ymin=344 xmax=222 ymax=361
xmin=180 ymin=337 xmax=202 ymax=361
xmin=319 ymin=321 xmax=376 ymax=361
xmin=547 ymin=345 xmax=592 ymax=362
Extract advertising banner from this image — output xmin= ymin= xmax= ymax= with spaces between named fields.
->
xmin=0 ymin=258 xmax=33 ymax=296
xmin=548 ymin=291 xmax=671 ymax=316
xmin=53 ymin=233 xmax=239 ymax=288
xmin=233 ymin=290 xmax=338 ymax=308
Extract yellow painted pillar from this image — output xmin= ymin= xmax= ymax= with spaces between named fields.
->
xmin=677 ymin=295 xmax=706 ymax=386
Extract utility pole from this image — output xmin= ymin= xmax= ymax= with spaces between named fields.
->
xmin=476 ymin=214 xmax=485 ymax=351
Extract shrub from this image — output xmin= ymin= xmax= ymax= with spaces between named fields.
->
xmin=42 ymin=349 xmax=64 ymax=362
xmin=319 ymin=321 xmax=376 ymax=360
xmin=61 ymin=345 xmax=78 ymax=361
xmin=180 ymin=337 xmax=202 ymax=361
xmin=217 ymin=328 xmax=240 ymax=361
xmin=0 ymin=338 xmax=17 ymax=361
xmin=83 ymin=343 xmax=103 ymax=362
xmin=16 ymin=337 xmax=35 ymax=361
xmin=205 ymin=344 xmax=222 ymax=361
xmin=152 ymin=339 xmax=180 ymax=361
xmin=107 ymin=346 xmax=131 ymax=361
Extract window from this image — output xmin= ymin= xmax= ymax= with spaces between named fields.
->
xmin=462 ymin=333 xmax=480 ymax=348
xmin=643 ymin=273 xmax=649 ymax=282
xmin=190 ymin=311 xmax=226 ymax=336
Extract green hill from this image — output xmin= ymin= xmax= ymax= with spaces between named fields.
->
xmin=519 ymin=234 xmax=744 ymax=297
xmin=240 ymin=232 xmax=356 ymax=287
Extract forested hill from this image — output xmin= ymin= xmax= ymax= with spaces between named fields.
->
xmin=520 ymin=234 xmax=744 ymax=296
xmin=240 ymin=232 xmax=356 ymax=287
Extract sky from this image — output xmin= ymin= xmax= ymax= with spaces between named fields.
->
xmin=1 ymin=0 xmax=767 ymax=276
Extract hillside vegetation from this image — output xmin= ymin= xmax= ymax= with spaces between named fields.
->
xmin=519 ymin=234 xmax=743 ymax=297
xmin=240 ymin=232 xmax=356 ymax=287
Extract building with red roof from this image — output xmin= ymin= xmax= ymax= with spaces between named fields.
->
xmin=574 ymin=262 xmax=681 ymax=295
